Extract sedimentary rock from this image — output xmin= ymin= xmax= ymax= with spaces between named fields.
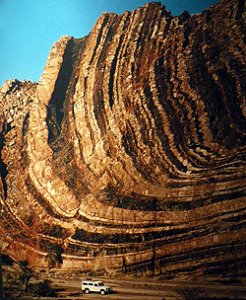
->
xmin=0 ymin=0 xmax=245 ymax=278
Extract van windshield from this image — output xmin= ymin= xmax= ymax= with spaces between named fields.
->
xmin=98 ymin=282 xmax=104 ymax=286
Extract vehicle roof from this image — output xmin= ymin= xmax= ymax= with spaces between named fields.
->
xmin=82 ymin=280 xmax=103 ymax=283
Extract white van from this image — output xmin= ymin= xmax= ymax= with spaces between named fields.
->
xmin=81 ymin=280 xmax=111 ymax=295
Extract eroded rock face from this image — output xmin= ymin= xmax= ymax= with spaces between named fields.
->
xmin=0 ymin=0 xmax=245 ymax=278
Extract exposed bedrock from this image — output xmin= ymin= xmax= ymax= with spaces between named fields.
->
xmin=0 ymin=0 xmax=245 ymax=278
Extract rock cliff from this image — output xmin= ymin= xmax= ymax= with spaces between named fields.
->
xmin=0 ymin=0 xmax=245 ymax=279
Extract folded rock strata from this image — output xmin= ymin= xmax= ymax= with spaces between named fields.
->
xmin=0 ymin=0 xmax=245 ymax=278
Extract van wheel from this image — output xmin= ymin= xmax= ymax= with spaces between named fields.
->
xmin=100 ymin=290 xmax=106 ymax=295
xmin=85 ymin=289 xmax=90 ymax=294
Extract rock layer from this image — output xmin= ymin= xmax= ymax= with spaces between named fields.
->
xmin=0 ymin=0 xmax=246 ymax=278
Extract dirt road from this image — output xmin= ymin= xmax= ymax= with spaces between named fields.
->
xmin=48 ymin=277 xmax=246 ymax=300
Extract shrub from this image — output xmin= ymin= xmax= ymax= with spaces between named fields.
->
xmin=28 ymin=279 xmax=55 ymax=297
xmin=18 ymin=260 xmax=35 ymax=292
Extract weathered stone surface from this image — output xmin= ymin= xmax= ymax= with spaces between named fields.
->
xmin=0 ymin=0 xmax=245 ymax=278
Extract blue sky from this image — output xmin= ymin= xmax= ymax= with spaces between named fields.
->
xmin=0 ymin=0 xmax=219 ymax=87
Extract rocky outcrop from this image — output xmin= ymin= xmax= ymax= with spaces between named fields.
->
xmin=0 ymin=0 xmax=245 ymax=279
